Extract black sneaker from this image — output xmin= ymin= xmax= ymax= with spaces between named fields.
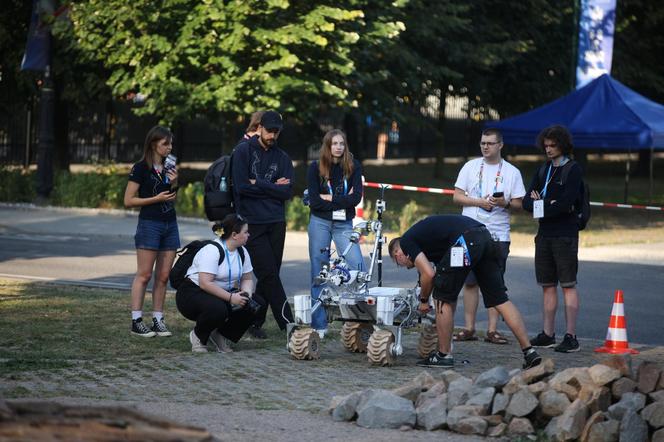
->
xmin=248 ymin=325 xmax=267 ymax=340
xmin=151 ymin=317 xmax=172 ymax=337
xmin=416 ymin=352 xmax=454 ymax=368
xmin=554 ymin=333 xmax=580 ymax=353
xmin=131 ymin=318 xmax=156 ymax=338
xmin=530 ymin=331 xmax=556 ymax=348
xmin=523 ymin=348 xmax=542 ymax=369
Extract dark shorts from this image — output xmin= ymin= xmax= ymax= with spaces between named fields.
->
xmin=534 ymin=235 xmax=578 ymax=288
xmin=432 ymin=228 xmax=509 ymax=308
xmin=465 ymin=241 xmax=510 ymax=285
xmin=134 ymin=218 xmax=181 ymax=251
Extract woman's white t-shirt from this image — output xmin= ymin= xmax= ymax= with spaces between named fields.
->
xmin=185 ymin=239 xmax=253 ymax=291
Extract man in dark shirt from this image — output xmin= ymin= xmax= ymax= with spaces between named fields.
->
xmin=522 ymin=125 xmax=583 ymax=353
xmin=389 ymin=215 xmax=541 ymax=369
xmin=232 ymin=110 xmax=294 ymax=337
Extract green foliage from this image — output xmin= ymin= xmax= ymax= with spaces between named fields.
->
xmin=175 ymin=181 xmax=205 ymax=218
xmin=285 ymin=197 xmax=310 ymax=231
xmin=50 ymin=164 xmax=126 ymax=208
xmin=0 ymin=167 xmax=36 ymax=202
xmin=398 ymin=200 xmax=427 ymax=235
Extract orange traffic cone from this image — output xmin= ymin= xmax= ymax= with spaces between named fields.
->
xmin=594 ymin=290 xmax=639 ymax=354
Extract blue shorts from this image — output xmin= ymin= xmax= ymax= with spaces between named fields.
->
xmin=134 ymin=218 xmax=180 ymax=251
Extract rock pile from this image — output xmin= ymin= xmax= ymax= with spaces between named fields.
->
xmin=328 ymin=356 xmax=664 ymax=441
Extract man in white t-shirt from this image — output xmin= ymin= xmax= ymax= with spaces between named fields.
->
xmin=452 ymin=128 xmax=526 ymax=344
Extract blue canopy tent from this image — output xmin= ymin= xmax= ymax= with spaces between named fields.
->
xmin=486 ymin=74 xmax=664 ymax=149
xmin=486 ymin=74 xmax=664 ymax=201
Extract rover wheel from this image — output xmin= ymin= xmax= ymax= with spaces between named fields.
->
xmin=367 ymin=329 xmax=395 ymax=366
xmin=417 ymin=325 xmax=438 ymax=358
xmin=288 ymin=328 xmax=321 ymax=360
xmin=341 ymin=322 xmax=373 ymax=353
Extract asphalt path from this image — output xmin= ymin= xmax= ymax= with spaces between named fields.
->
xmin=1 ymin=204 xmax=662 ymax=346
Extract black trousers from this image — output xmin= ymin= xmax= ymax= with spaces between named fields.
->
xmin=245 ymin=221 xmax=294 ymax=329
xmin=175 ymin=279 xmax=266 ymax=344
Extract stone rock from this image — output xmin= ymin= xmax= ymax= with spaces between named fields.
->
xmin=641 ymin=401 xmax=664 ymax=429
xmin=508 ymin=368 xmax=521 ymax=378
xmin=507 ymin=417 xmax=535 ymax=436
xmin=331 ymin=391 xmax=362 ymax=421
xmin=522 ymin=357 xmax=556 ymax=384
xmin=650 ymin=390 xmax=664 ymax=403
xmin=579 ymin=385 xmax=611 ymax=414
xmin=503 ymin=375 xmax=526 ymax=395
xmin=659 ymin=371 xmax=664 ymax=390
xmin=619 ymin=410 xmax=648 ymax=442
xmin=611 ymin=377 xmax=637 ymax=400
xmin=549 ymin=367 xmax=593 ymax=401
xmin=586 ymin=419 xmax=619 ymax=442
xmin=637 ymin=361 xmax=662 ymax=394
xmin=446 ymin=405 xmax=485 ymax=428
xmin=550 ymin=398 xmax=589 ymax=441
xmin=540 ymin=389 xmax=572 ymax=417
xmin=654 ymin=428 xmax=664 ymax=442
xmin=491 ymin=393 xmax=509 ymax=415
xmin=466 ymin=387 xmax=495 ymax=414
xmin=415 ymin=381 xmax=447 ymax=408
xmin=528 ymin=381 xmax=549 ymax=396
xmin=452 ymin=416 xmax=487 ymax=435
xmin=355 ymin=390 xmax=416 ymax=429
xmin=474 ymin=366 xmax=510 ymax=389
xmin=600 ymin=354 xmax=633 ymax=378
xmin=412 ymin=371 xmax=437 ymax=390
xmin=506 ymin=388 xmax=539 ymax=417
xmin=482 ymin=414 xmax=503 ymax=426
xmin=415 ymin=393 xmax=447 ymax=431
xmin=607 ymin=391 xmax=646 ymax=420
xmin=441 ymin=370 xmax=464 ymax=385
xmin=392 ymin=371 xmax=437 ymax=402
xmin=588 ymin=364 xmax=622 ymax=386
xmin=447 ymin=377 xmax=473 ymax=409
xmin=486 ymin=422 xmax=507 ymax=437
xmin=579 ymin=411 xmax=604 ymax=442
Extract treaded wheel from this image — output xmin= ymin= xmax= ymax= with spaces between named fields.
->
xmin=340 ymin=322 xmax=373 ymax=353
xmin=417 ymin=325 xmax=438 ymax=358
xmin=367 ymin=329 xmax=395 ymax=366
xmin=288 ymin=328 xmax=321 ymax=360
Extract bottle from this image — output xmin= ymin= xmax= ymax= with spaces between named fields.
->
xmin=219 ymin=177 xmax=227 ymax=192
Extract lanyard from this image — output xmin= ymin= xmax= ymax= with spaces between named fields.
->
xmin=541 ymin=157 xmax=568 ymax=198
xmin=327 ymin=178 xmax=348 ymax=196
xmin=220 ymin=240 xmax=243 ymax=290
xmin=453 ymin=235 xmax=471 ymax=266
xmin=477 ymin=160 xmax=503 ymax=197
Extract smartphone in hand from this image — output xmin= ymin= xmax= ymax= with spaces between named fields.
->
xmin=493 ymin=192 xmax=504 ymax=198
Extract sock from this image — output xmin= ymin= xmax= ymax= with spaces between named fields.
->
xmin=132 ymin=311 xmax=142 ymax=321
xmin=153 ymin=311 xmax=164 ymax=321
xmin=522 ymin=346 xmax=533 ymax=355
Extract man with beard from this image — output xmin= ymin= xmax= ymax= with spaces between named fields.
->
xmin=232 ymin=110 xmax=294 ymax=338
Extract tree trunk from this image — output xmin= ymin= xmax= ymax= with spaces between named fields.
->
xmin=433 ymin=94 xmax=447 ymax=179
xmin=634 ymin=148 xmax=651 ymax=177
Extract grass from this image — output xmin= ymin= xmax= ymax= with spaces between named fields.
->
xmin=0 ymin=279 xmax=283 ymax=376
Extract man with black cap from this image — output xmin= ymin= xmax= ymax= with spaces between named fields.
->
xmin=232 ymin=110 xmax=295 ymax=337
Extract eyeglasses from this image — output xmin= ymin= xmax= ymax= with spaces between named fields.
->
xmin=479 ymin=141 xmax=500 ymax=147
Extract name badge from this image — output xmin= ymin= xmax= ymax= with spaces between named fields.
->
xmin=450 ymin=247 xmax=464 ymax=267
xmin=332 ymin=209 xmax=346 ymax=221
xmin=533 ymin=199 xmax=544 ymax=218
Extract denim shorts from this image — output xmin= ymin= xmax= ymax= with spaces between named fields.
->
xmin=134 ymin=218 xmax=181 ymax=251
xmin=535 ymin=235 xmax=578 ymax=288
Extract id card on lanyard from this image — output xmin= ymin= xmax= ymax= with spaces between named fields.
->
xmin=450 ymin=235 xmax=471 ymax=267
xmin=534 ymin=158 xmax=566 ymax=219
xmin=220 ymin=240 xmax=243 ymax=290
xmin=329 ymin=178 xmax=348 ymax=221
xmin=477 ymin=160 xmax=503 ymax=221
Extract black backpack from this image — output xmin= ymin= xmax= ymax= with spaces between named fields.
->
xmin=537 ymin=160 xmax=591 ymax=230
xmin=169 ymin=240 xmax=245 ymax=290
xmin=204 ymin=153 xmax=235 ymax=222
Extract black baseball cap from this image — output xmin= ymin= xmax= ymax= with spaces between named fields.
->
xmin=260 ymin=110 xmax=283 ymax=131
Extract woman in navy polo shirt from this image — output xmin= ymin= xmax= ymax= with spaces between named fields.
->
xmin=124 ymin=126 xmax=180 ymax=338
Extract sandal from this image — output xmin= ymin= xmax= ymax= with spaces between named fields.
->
xmin=453 ymin=329 xmax=478 ymax=341
xmin=484 ymin=331 xmax=509 ymax=345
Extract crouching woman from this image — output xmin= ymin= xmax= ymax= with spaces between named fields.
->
xmin=176 ymin=214 xmax=266 ymax=353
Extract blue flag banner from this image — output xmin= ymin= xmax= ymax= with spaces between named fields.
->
xmin=20 ymin=0 xmax=52 ymax=71
xmin=575 ymin=0 xmax=617 ymax=89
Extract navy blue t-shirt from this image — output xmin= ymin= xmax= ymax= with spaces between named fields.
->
xmin=128 ymin=160 xmax=176 ymax=221
xmin=399 ymin=215 xmax=483 ymax=264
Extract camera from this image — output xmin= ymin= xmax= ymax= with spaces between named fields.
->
xmin=230 ymin=291 xmax=261 ymax=315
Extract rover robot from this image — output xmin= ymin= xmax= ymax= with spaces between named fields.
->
xmin=287 ymin=186 xmax=438 ymax=365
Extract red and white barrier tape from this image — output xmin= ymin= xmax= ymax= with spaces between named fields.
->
xmin=363 ymin=181 xmax=664 ymax=212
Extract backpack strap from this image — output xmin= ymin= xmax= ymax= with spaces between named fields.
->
xmin=238 ymin=246 xmax=245 ymax=265
xmin=203 ymin=240 xmax=225 ymax=265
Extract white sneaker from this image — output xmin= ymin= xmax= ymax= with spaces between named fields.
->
xmin=189 ymin=330 xmax=208 ymax=353
xmin=209 ymin=329 xmax=233 ymax=353
xmin=316 ymin=329 xmax=327 ymax=339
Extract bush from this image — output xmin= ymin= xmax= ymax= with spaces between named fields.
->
xmin=176 ymin=181 xmax=204 ymax=218
xmin=0 ymin=167 xmax=35 ymax=202
xmin=51 ymin=164 xmax=126 ymax=208
xmin=398 ymin=200 xmax=427 ymax=234
xmin=285 ymin=197 xmax=310 ymax=231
